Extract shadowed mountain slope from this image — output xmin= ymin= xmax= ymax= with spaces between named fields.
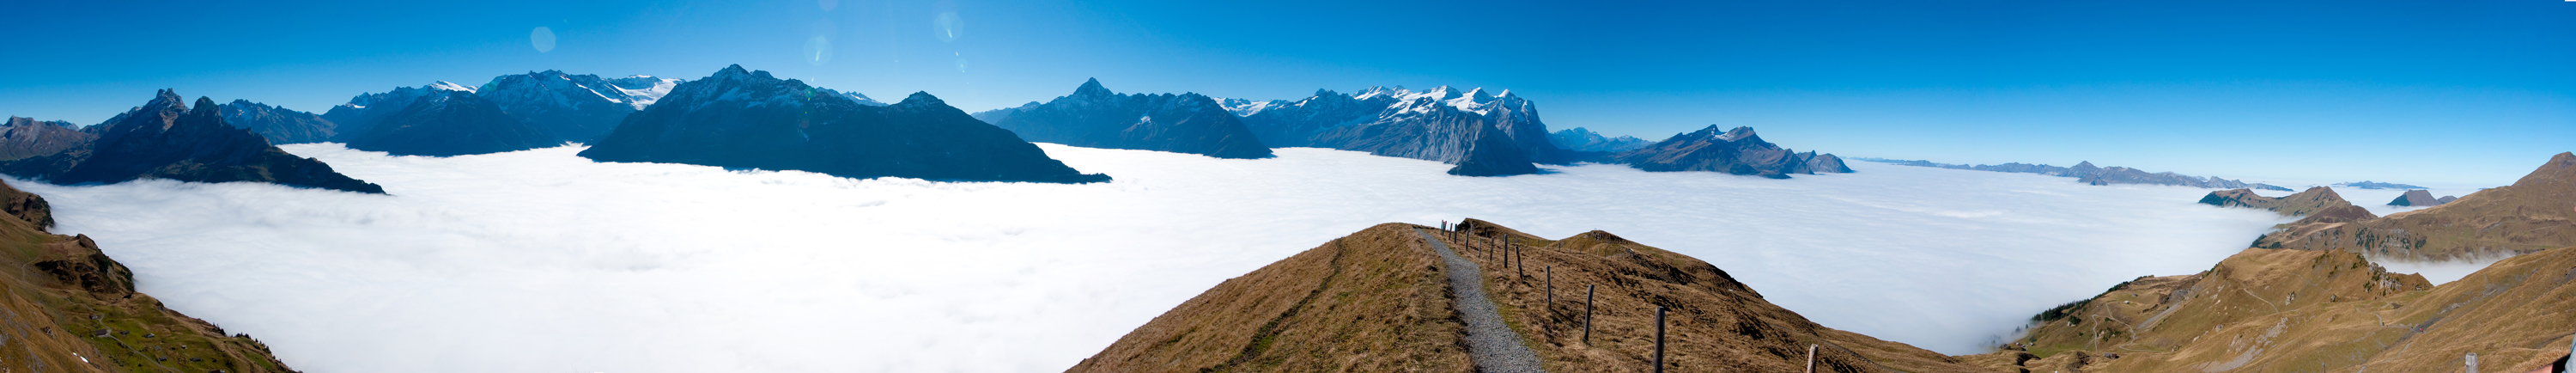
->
xmin=1069 ymin=220 xmax=1987 ymax=373
xmin=344 ymin=89 xmax=556 ymax=156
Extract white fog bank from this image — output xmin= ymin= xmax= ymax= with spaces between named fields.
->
xmin=16 ymin=144 xmax=2298 ymax=372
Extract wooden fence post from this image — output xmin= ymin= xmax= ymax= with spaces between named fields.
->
xmin=2466 ymin=352 xmax=2478 ymax=373
xmin=1655 ymin=305 xmax=1668 ymax=373
xmin=1805 ymin=344 xmax=1816 ymax=373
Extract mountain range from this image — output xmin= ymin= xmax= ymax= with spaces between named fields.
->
xmin=1547 ymin=126 xmax=1650 ymax=153
xmin=579 ymin=65 xmax=1109 ymax=183
xmin=1861 ymin=158 xmax=2292 ymax=190
xmin=977 ymin=79 xmax=1272 ymax=159
xmin=2251 ymin=152 xmax=2576 ymax=261
xmin=0 ymin=90 xmax=383 ymax=193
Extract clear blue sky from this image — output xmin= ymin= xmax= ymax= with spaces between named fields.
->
xmin=3 ymin=0 xmax=2568 ymax=185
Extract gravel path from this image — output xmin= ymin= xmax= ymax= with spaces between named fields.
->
xmin=1416 ymin=228 xmax=1546 ymax=373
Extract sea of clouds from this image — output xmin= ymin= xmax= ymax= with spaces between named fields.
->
xmin=18 ymin=144 xmax=2329 ymax=371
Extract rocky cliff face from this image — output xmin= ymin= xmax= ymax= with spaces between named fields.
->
xmin=0 ymin=179 xmax=298 ymax=373
xmin=0 ymin=117 xmax=96 ymax=161
xmin=2254 ymin=152 xmax=2576 ymax=260
xmin=983 ymin=79 xmax=1272 ymax=159
xmin=579 ymin=65 xmax=1109 ymax=183
xmin=344 ymin=89 xmax=558 ymax=156
xmin=0 ymin=90 xmax=383 ymax=193
xmin=1608 ymin=125 xmax=1852 ymax=178
xmin=217 ymin=100 xmax=337 ymax=144
xmin=1070 ymin=220 xmax=1990 ymax=373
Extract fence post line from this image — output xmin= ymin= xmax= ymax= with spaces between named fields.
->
xmin=1546 ymin=266 xmax=1553 ymax=308
xmin=1655 ymin=305 xmax=1668 ymax=373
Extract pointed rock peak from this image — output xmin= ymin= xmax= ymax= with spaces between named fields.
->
xmin=2074 ymin=161 xmax=2099 ymax=168
xmin=1073 ymin=78 xmax=1114 ymax=97
xmin=1466 ymin=87 xmax=1494 ymax=101
xmin=148 ymin=89 xmax=186 ymax=109
xmin=897 ymin=91 xmax=948 ymax=107
xmin=715 ymin=64 xmax=752 ymax=77
xmin=191 ymin=97 xmax=220 ymax=113
xmin=1715 ymin=125 xmax=1758 ymax=141
xmin=227 ymin=99 xmax=257 ymax=107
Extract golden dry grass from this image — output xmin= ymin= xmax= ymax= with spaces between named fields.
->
xmin=0 ymin=180 xmax=295 ymax=373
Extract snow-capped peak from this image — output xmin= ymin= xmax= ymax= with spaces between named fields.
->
xmin=427 ymin=81 xmax=477 ymax=93
xmin=1216 ymin=97 xmax=1285 ymax=117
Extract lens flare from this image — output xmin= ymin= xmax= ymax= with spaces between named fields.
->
xmin=529 ymin=27 xmax=556 ymax=52
xmin=805 ymin=36 xmax=832 ymax=66
xmin=933 ymin=13 xmax=963 ymax=42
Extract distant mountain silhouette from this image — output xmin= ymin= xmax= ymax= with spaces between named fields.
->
xmin=580 ymin=65 xmax=1109 ymax=183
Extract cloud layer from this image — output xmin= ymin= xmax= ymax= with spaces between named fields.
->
xmin=17 ymin=144 xmax=2295 ymax=371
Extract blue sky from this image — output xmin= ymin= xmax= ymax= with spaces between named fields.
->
xmin=2 ymin=0 xmax=2568 ymax=185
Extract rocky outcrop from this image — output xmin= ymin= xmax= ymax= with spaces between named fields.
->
xmin=2196 ymin=186 xmax=2364 ymax=217
xmin=345 ymin=89 xmax=558 ymax=156
xmin=0 ymin=117 xmax=96 ymax=161
xmin=981 ymin=79 xmax=1272 ymax=159
xmin=2386 ymin=189 xmax=2443 ymax=206
xmin=1546 ymin=127 xmax=1649 ymax=153
xmin=580 ymin=65 xmax=1109 ymax=183
xmin=2253 ymin=152 xmax=2576 ymax=260
xmin=0 ymin=179 xmax=298 ymax=372
xmin=0 ymin=90 xmax=384 ymax=193
xmin=217 ymin=100 xmax=337 ymax=144
xmin=1610 ymin=125 xmax=1852 ymax=178
xmin=1070 ymin=220 xmax=1990 ymax=373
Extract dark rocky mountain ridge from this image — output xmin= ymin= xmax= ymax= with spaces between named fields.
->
xmin=217 ymin=100 xmax=337 ymax=144
xmin=0 ymin=90 xmax=383 ymax=193
xmin=580 ymin=65 xmax=1109 ymax=183
xmin=1609 ymin=125 xmax=1852 ymax=178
